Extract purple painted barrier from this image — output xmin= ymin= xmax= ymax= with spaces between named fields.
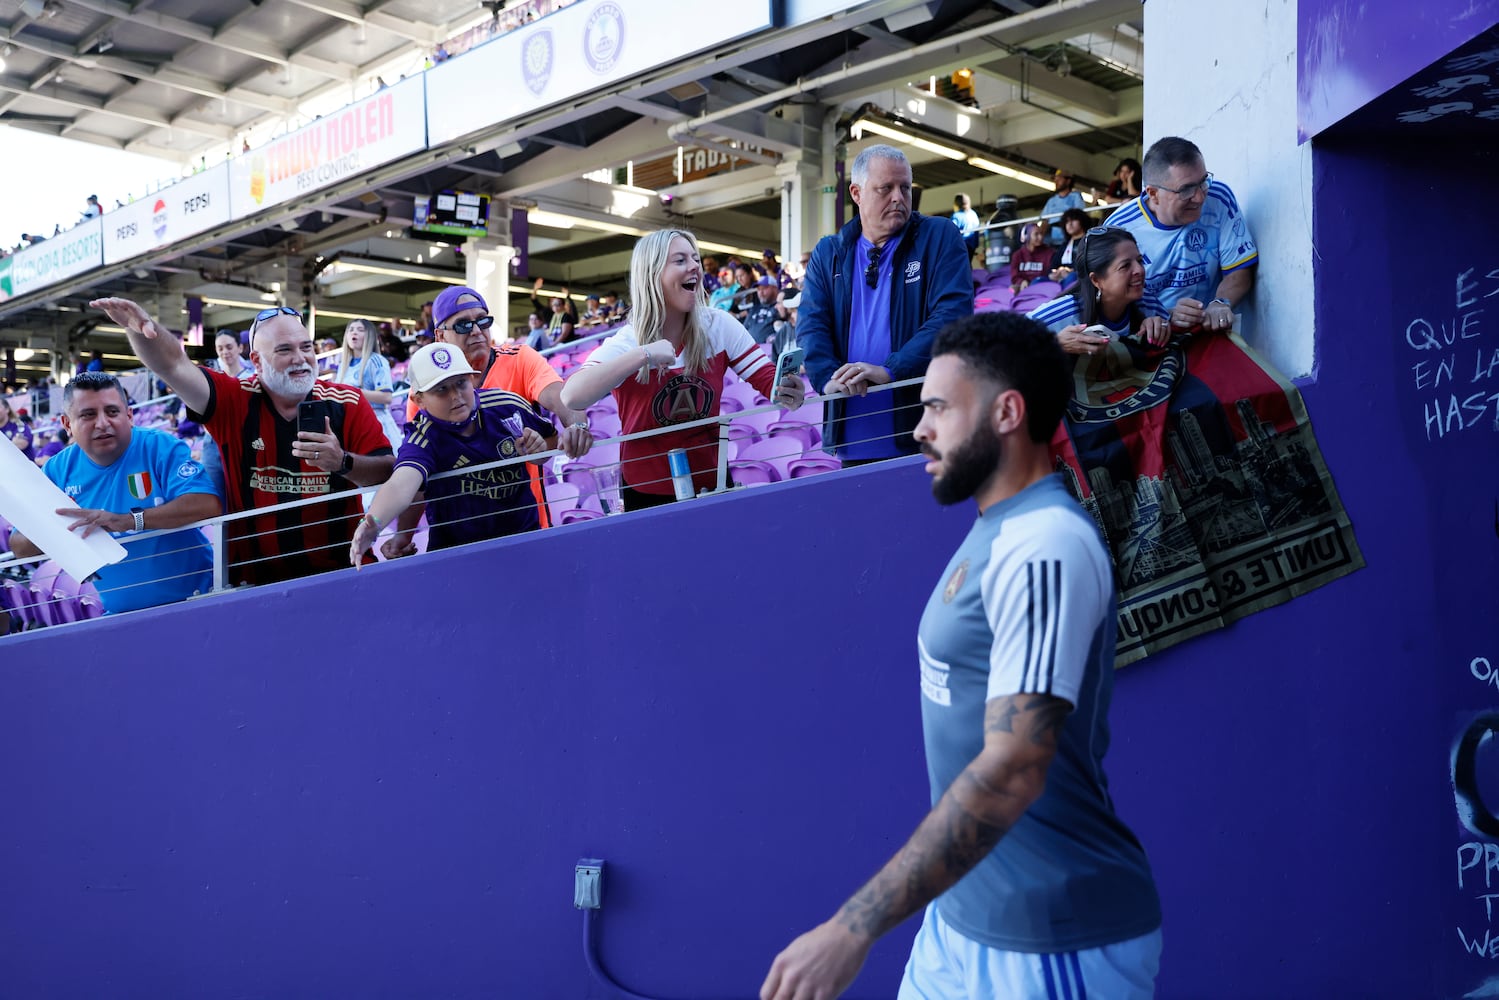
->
xmin=1299 ymin=0 xmax=1499 ymax=139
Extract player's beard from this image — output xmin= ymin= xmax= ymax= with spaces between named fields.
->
xmin=261 ymin=364 xmax=316 ymax=398
xmin=927 ymin=423 xmax=1002 ymax=506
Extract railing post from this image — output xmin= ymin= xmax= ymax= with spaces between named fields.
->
xmin=716 ymin=417 xmax=731 ymax=494
xmin=212 ymin=520 xmax=228 ymax=593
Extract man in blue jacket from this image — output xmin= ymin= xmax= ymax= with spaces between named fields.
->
xmin=800 ymin=144 xmax=973 ymax=463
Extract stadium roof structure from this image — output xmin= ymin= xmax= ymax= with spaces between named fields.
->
xmin=0 ymin=0 xmax=1145 ymax=380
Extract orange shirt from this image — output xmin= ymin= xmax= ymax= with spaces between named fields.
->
xmin=405 ymin=342 xmax=564 ymax=527
xmin=406 ymin=342 xmax=560 ymax=421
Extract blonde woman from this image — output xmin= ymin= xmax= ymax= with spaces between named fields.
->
xmin=561 ymin=228 xmax=804 ymax=508
xmin=336 ymin=318 xmax=400 ymax=447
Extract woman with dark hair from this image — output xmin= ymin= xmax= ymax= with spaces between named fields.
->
xmin=1026 ymin=227 xmax=1169 ymax=355
xmin=1104 ymin=157 xmax=1143 ymax=204
xmin=1048 ymin=207 xmax=1093 ymax=282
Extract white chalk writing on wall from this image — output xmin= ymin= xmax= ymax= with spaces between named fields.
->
xmin=1404 ymin=266 xmax=1499 ymax=440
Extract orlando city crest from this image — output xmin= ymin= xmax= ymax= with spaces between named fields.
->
xmin=943 ymin=559 xmax=968 ymax=603
xmin=523 ymin=30 xmax=554 ymax=96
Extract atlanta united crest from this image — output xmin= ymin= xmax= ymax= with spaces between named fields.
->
xmin=943 ymin=559 xmax=969 ymax=603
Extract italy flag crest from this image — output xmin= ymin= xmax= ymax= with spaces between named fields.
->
xmin=126 ymin=472 xmax=153 ymax=499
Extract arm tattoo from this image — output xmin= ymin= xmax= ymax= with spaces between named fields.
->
xmin=985 ymin=693 xmax=1071 ymax=749
xmin=834 ymin=694 xmax=1070 ymax=941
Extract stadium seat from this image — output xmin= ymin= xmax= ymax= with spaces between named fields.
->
xmin=768 ymin=421 xmax=819 ymax=452
xmin=788 ymin=455 xmax=842 ymax=479
xmin=727 ymin=460 xmax=780 ymax=486
xmin=27 ymin=561 xmax=63 ymax=628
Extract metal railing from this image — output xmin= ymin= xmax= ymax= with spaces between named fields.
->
xmin=0 ymin=374 xmax=925 ymax=636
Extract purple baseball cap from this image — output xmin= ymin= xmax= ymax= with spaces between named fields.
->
xmin=432 ymin=286 xmax=488 ymax=330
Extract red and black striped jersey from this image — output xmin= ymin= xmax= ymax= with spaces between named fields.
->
xmin=191 ymin=367 xmax=393 ymax=586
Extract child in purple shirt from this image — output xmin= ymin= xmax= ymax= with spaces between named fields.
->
xmin=349 ymin=344 xmax=552 ymax=563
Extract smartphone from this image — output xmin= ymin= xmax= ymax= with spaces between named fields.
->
xmin=298 ymin=399 xmax=332 ymax=435
xmin=770 ymin=346 xmax=806 ymax=404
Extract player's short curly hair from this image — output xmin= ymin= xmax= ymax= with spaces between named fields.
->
xmin=931 ymin=313 xmax=1071 ymax=443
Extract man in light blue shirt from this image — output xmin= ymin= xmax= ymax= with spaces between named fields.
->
xmin=9 ymin=372 xmax=220 ymax=615
xmin=763 ymin=312 xmax=1160 ymax=1000
xmin=1104 ymin=136 xmax=1258 ymax=333
xmin=1041 ymin=171 xmax=1086 ymax=245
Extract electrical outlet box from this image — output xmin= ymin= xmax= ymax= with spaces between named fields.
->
xmin=574 ymin=859 xmax=604 ymax=909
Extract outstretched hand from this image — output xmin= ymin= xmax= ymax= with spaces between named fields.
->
xmin=89 ymin=297 xmax=160 ymax=337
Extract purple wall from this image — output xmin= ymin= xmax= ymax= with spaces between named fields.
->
xmin=1298 ymin=0 xmax=1499 ymax=140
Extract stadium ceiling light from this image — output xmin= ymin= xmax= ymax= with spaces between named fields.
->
xmin=696 ymin=239 xmax=770 ymax=259
xmin=528 ymin=209 xmax=648 ymax=238
xmin=198 ymin=297 xmax=270 ymax=310
xmin=966 ymin=157 xmax=1054 ymax=191
xmin=852 ymin=119 xmax=965 ymax=161
xmin=14 ymin=347 xmax=35 ymax=362
xmin=333 ymin=260 xmax=466 ymax=285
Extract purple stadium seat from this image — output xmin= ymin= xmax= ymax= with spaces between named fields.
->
xmin=77 ymin=580 xmax=104 ymax=620
xmin=1012 ymin=281 xmax=1063 ymax=312
xmin=48 ymin=570 xmax=86 ymax=624
xmin=788 ymin=455 xmax=842 ymax=479
xmin=559 ymin=508 xmax=603 ymax=524
xmin=768 ymin=421 xmax=819 ymax=452
xmin=559 ymin=463 xmax=600 ymax=499
xmin=724 ymin=423 xmax=757 ymax=448
xmin=27 ymin=561 xmax=63 ymax=628
xmin=727 ymin=460 xmax=780 ymax=486
xmin=731 ymin=407 xmax=781 ymax=443
xmin=723 ymin=380 xmax=760 ymax=411
xmin=719 ymin=395 xmax=746 ymax=415
xmin=546 ymin=482 xmax=581 ymax=525
xmin=778 ymin=397 xmax=823 ymax=427
xmin=0 ymin=514 xmax=10 ymax=552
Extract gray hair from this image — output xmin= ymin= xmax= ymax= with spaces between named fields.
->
xmin=851 ymin=144 xmax=909 ymax=186
xmin=1141 ymin=136 xmax=1203 ymax=186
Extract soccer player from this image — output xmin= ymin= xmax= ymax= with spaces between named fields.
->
xmin=1104 ymin=135 xmax=1258 ymax=332
xmin=761 ymin=311 xmax=1161 ymax=1000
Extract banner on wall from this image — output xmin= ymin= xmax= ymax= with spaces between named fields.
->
xmin=0 ymin=256 xmax=10 ymax=301
xmin=425 ymin=0 xmax=774 ymax=146
xmin=1050 ymin=330 xmax=1364 ymax=666
xmin=103 ymin=165 xmax=232 ymax=265
xmin=6 ymin=218 xmax=104 ymax=298
xmin=229 ymin=76 xmax=427 ymax=218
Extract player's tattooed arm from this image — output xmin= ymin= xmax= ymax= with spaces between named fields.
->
xmin=833 ymin=693 xmax=1072 ymax=940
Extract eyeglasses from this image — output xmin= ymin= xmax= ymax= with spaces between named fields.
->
xmin=441 ymin=315 xmax=495 ymax=337
xmin=249 ymin=306 xmax=301 ymax=333
xmin=864 ymin=244 xmax=882 ymax=290
xmin=1153 ymin=172 xmax=1213 ymax=199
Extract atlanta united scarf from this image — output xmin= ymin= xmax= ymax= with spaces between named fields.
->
xmin=1050 ymin=330 xmax=1363 ymax=666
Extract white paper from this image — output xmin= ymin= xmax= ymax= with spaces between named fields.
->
xmin=0 ymin=434 xmax=126 ymax=581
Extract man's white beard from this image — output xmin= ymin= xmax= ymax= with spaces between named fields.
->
xmin=261 ymin=365 xmax=315 ymax=398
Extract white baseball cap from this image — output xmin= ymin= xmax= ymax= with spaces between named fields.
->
xmin=408 ymin=343 xmax=477 ymax=393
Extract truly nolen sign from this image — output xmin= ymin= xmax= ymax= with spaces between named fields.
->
xmin=229 ymin=76 xmax=427 ymax=218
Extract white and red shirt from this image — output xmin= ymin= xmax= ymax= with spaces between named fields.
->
xmin=583 ymin=311 xmax=776 ymax=495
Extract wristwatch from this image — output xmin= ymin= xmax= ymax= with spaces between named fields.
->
xmin=569 ymin=416 xmax=590 ymax=432
xmin=339 ymin=451 xmax=355 ymax=476
xmin=1210 ymin=297 xmax=1232 ymax=308
xmin=131 ymin=507 xmax=145 ymax=533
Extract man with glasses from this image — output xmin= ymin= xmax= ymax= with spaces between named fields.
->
xmin=407 ymin=285 xmax=592 ymax=461
xmin=8 ymin=372 xmax=219 ymax=614
xmin=1104 ymin=136 xmax=1258 ymax=333
xmin=800 ymin=144 xmax=973 ymax=464
xmin=88 ymin=297 xmax=395 ymax=586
